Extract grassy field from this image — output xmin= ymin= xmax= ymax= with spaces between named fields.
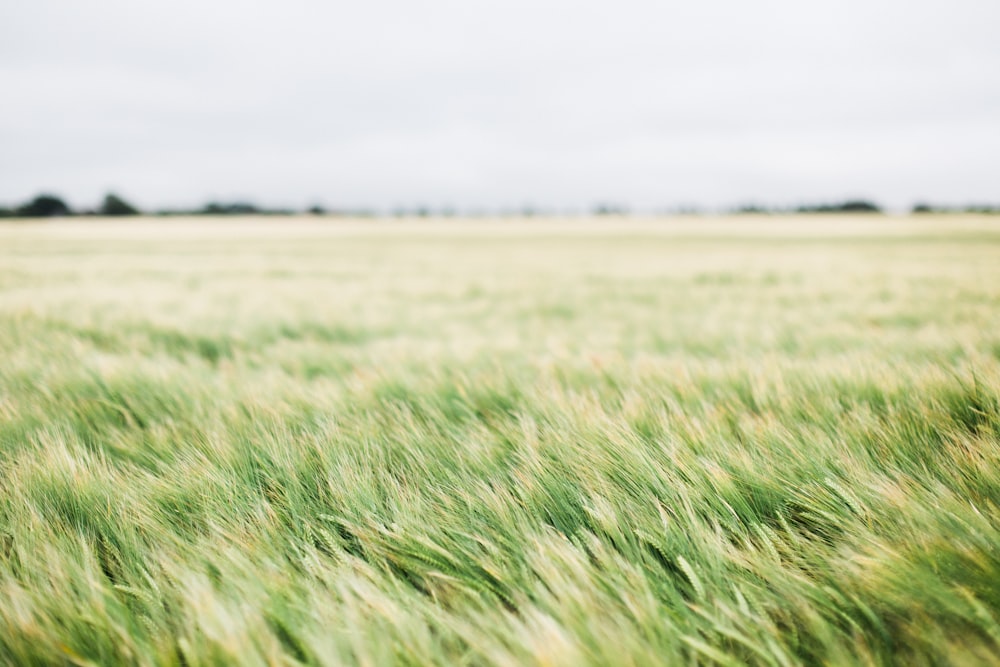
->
xmin=1 ymin=215 xmax=999 ymax=666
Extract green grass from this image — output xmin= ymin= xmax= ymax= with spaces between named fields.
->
xmin=1 ymin=216 xmax=999 ymax=665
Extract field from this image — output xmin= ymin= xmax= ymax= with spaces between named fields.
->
xmin=1 ymin=215 xmax=999 ymax=666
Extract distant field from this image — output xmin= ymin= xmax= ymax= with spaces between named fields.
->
xmin=1 ymin=215 xmax=999 ymax=665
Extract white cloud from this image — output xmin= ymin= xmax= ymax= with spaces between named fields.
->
xmin=2 ymin=0 xmax=998 ymax=210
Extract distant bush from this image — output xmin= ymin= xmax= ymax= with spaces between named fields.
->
xmin=200 ymin=202 xmax=259 ymax=215
xmin=0 ymin=207 xmax=13 ymax=218
xmin=964 ymin=204 xmax=1000 ymax=214
xmin=99 ymin=192 xmax=141 ymax=216
xmin=796 ymin=200 xmax=882 ymax=214
xmin=841 ymin=200 xmax=882 ymax=213
xmin=15 ymin=194 xmax=73 ymax=217
xmin=911 ymin=203 xmax=999 ymax=215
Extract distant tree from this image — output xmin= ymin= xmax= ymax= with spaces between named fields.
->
xmin=912 ymin=203 xmax=934 ymax=214
xmin=796 ymin=200 xmax=882 ymax=214
xmin=99 ymin=192 xmax=140 ymax=216
xmin=16 ymin=194 xmax=72 ymax=217
xmin=307 ymin=204 xmax=326 ymax=215
xmin=201 ymin=202 xmax=259 ymax=215
xmin=838 ymin=200 xmax=882 ymax=213
xmin=202 ymin=202 xmax=227 ymax=215
xmin=0 ymin=207 xmax=13 ymax=218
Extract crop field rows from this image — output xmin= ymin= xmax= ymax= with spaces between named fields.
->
xmin=1 ymin=216 xmax=999 ymax=665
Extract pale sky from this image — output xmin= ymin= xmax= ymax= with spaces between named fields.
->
xmin=2 ymin=0 xmax=998 ymax=212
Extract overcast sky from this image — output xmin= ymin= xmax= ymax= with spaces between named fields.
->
xmin=2 ymin=0 xmax=998 ymax=212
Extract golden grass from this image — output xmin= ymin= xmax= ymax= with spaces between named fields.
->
xmin=0 ymin=215 xmax=998 ymax=665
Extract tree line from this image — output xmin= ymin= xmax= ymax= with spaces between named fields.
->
xmin=0 ymin=193 xmax=334 ymax=218
xmin=0 ymin=193 xmax=141 ymax=218
xmin=1 ymin=192 xmax=998 ymax=218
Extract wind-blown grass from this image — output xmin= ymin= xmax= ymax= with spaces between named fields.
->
xmin=1 ymin=216 xmax=999 ymax=665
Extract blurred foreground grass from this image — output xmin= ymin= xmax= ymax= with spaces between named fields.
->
xmin=1 ymin=216 xmax=1000 ymax=666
